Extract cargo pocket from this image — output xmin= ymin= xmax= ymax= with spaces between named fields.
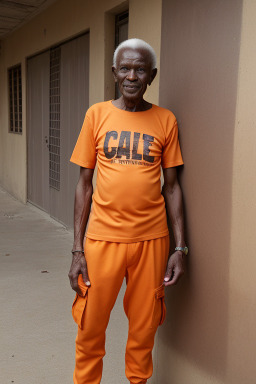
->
xmin=151 ymin=285 xmax=166 ymax=328
xmin=72 ymin=275 xmax=89 ymax=330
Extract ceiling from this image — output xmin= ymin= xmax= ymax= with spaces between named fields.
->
xmin=0 ymin=0 xmax=57 ymax=39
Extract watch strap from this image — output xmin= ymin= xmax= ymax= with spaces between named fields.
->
xmin=175 ymin=246 xmax=188 ymax=255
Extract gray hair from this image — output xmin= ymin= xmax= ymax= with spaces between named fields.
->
xmin=113 ymin=38 xmax=157 ymax=69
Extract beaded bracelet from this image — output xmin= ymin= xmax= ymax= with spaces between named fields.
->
xmin=71 ymin=250 xmax=84 ymax=254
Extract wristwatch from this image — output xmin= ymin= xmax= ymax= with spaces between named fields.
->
xmin=175 ymin=246 xmax=189 ymax=255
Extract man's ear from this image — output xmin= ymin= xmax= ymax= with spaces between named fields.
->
xmin=149 ymin=68 xmax=157 ymax=86
xmin=112 ymin=66 xmax=117 ymax=82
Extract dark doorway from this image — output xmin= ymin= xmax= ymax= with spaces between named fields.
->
xmin=115 ymin=10 xmax=129 ymax=99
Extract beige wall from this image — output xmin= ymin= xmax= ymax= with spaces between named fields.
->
xmin=0 ymin=49 xmax=27 ymax=201
xmin=0 ymin=46 xmax=5 ymax=195
xmin=227 ymin=0 xmax=256 ymax=381
xmin=155 ymin=0 xmax=256 ymax=383
xmin=129 ymin=0 xmax=162 ymax=105
xmin=0 ymin=0 xmax=162 ymax=203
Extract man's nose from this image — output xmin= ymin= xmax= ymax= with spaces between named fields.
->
xmin=126 ymin=69 xmax=137 ymax=81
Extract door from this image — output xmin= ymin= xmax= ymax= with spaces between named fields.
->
xmin=27 ymin=51 xmax=50 ymax=212
xmin=27 ymin=33 xmax=89 ymax=227
xmin=50 ymin=33 xmax=90 ymax=227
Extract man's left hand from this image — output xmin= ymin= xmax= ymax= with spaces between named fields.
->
xmin=163 ymin=251 xmax=185 ymax=286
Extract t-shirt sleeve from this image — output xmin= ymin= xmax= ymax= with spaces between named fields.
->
xmin=161 ymin=119 xmax=184 ymax=169
xmin=70 ymin=114 xmax=96 ymax=169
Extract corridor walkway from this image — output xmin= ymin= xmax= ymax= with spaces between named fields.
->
xmin=0 ymin=188 xmax=76 ymax=383
xmin=0 ymin=188 xmax=127 ymax=384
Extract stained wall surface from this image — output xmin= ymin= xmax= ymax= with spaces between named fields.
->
xmin=227 ymin=0 xmax=256 ymax=381
xmin=155 ymin=0 xmax=256 ymax=383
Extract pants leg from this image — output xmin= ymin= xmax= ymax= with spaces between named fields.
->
xmin=73 ymin=238 xmax=127 ymax=384
xmin=123 ymin=235 xmax=170 ymax=384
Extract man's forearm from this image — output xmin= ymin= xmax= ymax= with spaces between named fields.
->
xmin=162 ymin=182 xmax=185 ymax=248
xmin=73 ymin=179 xmax=93 ymax=250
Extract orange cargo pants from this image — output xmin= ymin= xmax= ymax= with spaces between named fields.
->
xmin=72 ymin=235 xmax=170 ymax=384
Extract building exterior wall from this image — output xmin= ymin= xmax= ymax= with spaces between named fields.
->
xmin=155 ymin=0 xmax=256 ymax=383
xmin=227 ymin=0 xmax=256 ymax=381
xmin=1 ymin=0 xmax=256 ymax=383
xmin=129 ymin=0 xmax=162 ymax=105
xmin=0 ymin=1 xmax=162 ymax=382
xmin=0 ymin=0 xmax=162 ymax=203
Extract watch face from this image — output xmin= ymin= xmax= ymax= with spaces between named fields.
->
xmin=184 ymin=247 xmax=188 ymax=255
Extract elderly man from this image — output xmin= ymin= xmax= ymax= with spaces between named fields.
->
xmin=69 ymin=38 xmax=187 ymax=384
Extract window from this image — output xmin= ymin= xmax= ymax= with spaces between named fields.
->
xmin=8 ymin=64 xmax=22 ymax=133
xmin=115 ymin=10 xmax=129 ymax=48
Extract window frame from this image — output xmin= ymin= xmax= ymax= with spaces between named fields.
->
xmin=114 ymin=10 xmax=129 ymax=99
xmin=8 ymin=63 xmax=22 ymax=134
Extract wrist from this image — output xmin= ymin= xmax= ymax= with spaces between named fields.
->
xmin=175 ymin=241 xmax=186 ymax=247
xmin=72 ymin=243 xmax=84 ymax=252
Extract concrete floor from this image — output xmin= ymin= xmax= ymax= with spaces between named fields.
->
xmin=0 ymin=187 xmax=129 ymax=384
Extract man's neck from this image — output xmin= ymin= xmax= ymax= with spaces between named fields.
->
xmin=112 ymin=97 xmax=152 ymax=112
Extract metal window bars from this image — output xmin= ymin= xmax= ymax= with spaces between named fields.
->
xmin=49 ymin=47 xmax=61 ymax=190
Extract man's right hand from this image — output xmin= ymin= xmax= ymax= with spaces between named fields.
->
xmin=68 ymin=251 xmax=91 ymax=296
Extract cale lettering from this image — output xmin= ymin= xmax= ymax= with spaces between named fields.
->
xmin=104 ymin=131 xmax=154 ymax=163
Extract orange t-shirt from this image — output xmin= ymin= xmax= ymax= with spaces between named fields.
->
xmin=70 ymin=101 xmax=183 ymax=243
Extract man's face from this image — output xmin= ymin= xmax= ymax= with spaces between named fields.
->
xmin=112 ymin=48 xmax=157 ymax=102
